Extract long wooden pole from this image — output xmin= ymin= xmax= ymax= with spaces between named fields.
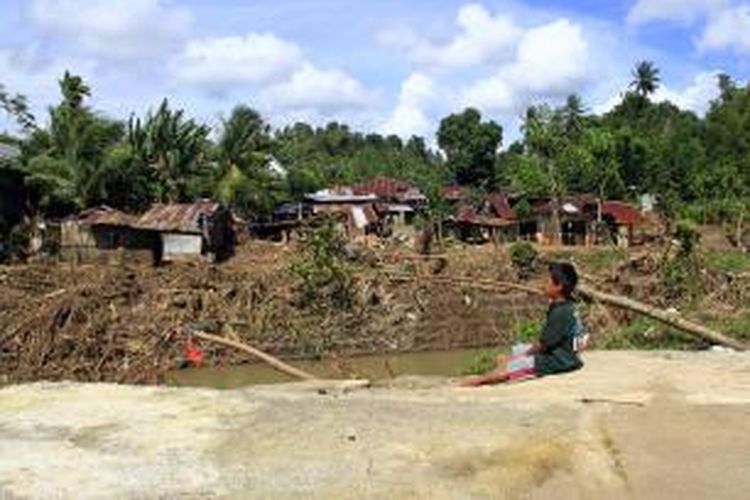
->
xmin=576 ymin=284 xmax=748 ymax=351
xmin=385 ymin=273 xmax=748 ymax=351
xmin=189 ymin=330 xmax=318 ymax=381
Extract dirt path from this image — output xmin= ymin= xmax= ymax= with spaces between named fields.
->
xmin=1 ymin=351 xmax=750 ymax=499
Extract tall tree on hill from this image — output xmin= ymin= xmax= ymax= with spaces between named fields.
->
xmin=630 ymin=61 xmax=661 ymax=98
xmin=522 ymin=104 xmax=566 ymax=243
xmin=561 ymin=94 xmax=585 ymax=138
xmin=437 ymin=108 xmax=502 ymax=188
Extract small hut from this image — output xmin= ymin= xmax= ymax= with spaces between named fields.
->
xmin=133 ymin=201 xmax=233 ymax=263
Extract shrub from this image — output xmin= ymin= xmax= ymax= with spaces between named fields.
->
xmin=462 ymin=350 xmax=501 ymax=376
xmin=509 ymin=241 xmax=538 ymax=279
xmin=514 ymin=319 xmax=542 ymax=343
xmin=674 ymin=219 xmax=700 ymax=258
xmin=290 ymin=220 xmax=354 ymax=310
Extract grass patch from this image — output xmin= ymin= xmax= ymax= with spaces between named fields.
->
xmin=596 ymin=317 xmax=703 ymax=350
xmin=462 ymin=350 xmax=502 ymax=376
xmin=461 ymin=319 xmax=542 ymax=375
xmin=577 ymin=249 xmax=628 ymax=273
xmin=546 ymin=248 xmax=627 ymax=273
xmin=704 ymin=250 xmax=750 ymax=274
xmin=704 ymin=310 xmax=750 ymax=341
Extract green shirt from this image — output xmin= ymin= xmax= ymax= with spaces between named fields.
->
xmin=534 ymin=300 xmax=584 ymax=376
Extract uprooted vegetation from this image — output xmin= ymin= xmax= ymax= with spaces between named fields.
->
xmin=1 ymin=222 xmax=749 ymax=385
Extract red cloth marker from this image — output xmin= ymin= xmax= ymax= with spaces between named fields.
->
xmin=184 ymin=341 xmax=205 ymax=366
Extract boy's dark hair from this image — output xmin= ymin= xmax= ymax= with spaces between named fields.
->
xmin=548 ymin=262 xmax=578 ymax=298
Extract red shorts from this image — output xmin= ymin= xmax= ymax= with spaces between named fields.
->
xmin=506 ymin=353 xmax=537 ymax=381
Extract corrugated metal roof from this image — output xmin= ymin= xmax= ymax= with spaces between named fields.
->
xmin=601 ymin=201 xmax=642 ymax=226
xmin=352 ymin=176 xmax=425 ymax=202
xmin=77 ymin=206 xmax=135 ymax=227
xmin=441 ymin=185 xmax=467 ymax=201
xmin=306 ymin=191 xmax=379 ymax=203
xmin=456 ymin=204 xmax=516 ymax=227
xmin=532 ymin=194 xmax=597 ymax=215
xmin=486 ymin=193 xmax=516 ymax=220
xmin=134 ymin=201 xmax=220 ymax=233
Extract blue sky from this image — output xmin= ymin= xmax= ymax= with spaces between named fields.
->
xmin=1 ymin=0 xmax=749 ymax=143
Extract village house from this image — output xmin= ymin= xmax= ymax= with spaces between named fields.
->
xmin=351 ymin=176 xmax=427 ymax=228
xmin=304 ymin=188 xmax=381 ymax=237
xmin=246 ymin=202 xmax=314 ymax=243
xmin=591 ymin=200 xmax=644 ymax=248
xmin=50 ymin=201 xmax=234 ymax=264
xmin=455 ymin=193 xmax=519 ymax=244
xmin=451 ymin=191 xmax=644 ymax=248
xmin=49 ymin=206 xmax=148 ymax=264
xmin=134 ymin=201 xmax=234 ymax=264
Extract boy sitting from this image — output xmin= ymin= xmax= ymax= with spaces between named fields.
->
xmin=461 ymin=262 xmax=586 ymax=387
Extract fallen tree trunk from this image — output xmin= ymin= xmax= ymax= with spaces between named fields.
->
xmin=385 ymin=272 xmax=748 ymax=351
xmin=577 ymin=284 xmax=748 ymax=351
xmin=187 ymin=329 xmax=318 ymax=381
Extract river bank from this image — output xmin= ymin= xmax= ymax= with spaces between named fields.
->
xmin=2 ymin=240 xmax=748 ymax=386
xmin=2 ymin=351 xmax=750 ymax=499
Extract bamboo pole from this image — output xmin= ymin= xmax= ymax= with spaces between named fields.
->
xmin=188 ymin=329 xmax=318 ymax=381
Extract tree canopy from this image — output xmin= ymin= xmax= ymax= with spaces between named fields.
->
xmin=2 ymin=62 xmax=750 ymax=239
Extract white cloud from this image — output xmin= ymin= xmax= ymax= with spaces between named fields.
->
xmin=626 ymin=0 xmax=729 ymax=25
xmin=461 ymin=76 xmax=516 ymax=112
xmin=381 ymin=73 xmax=441 ymax=138
xmin=508 ymin=19 xmax=589 ymax=94
xmin=172 ymin=31 xmax=375 ymax=116
xmin=654 ymin=71 xmax=721 ymax=114
xmin=408 ymin=3 xmax=523 ymax=70
xmin=172 ymin=34 xmax=305 ymax=90
xmin=261 ymin=63 xmax=374 ymax=113
xmin=462 ymin=19 xmax=590 ymax=112
xmin=0 ymin=47 xmax=99 ymax=131
xmin=698 ymin=5 xmax=750 ymax=54
xmin=594 ymin=71 xmax=720 ymax=115
xmin=27 ymin=0 xmax=192 ymax=61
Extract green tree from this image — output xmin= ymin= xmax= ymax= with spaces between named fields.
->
xmin=630 ymin=61 xmax=661 ymax=98
xmin=128 ymin=99 xmax=210 ymax=203
xmin=213 ymin=105 xmax=284 ymax=219
xmin=437 ymin=108 xmax=502 ymax=188
xmin=0 ymin=83 xmax=36 ymax=132
xmin=21 ymin=72 xmax=123 ymax=216
xmin=523 ymin=104 xmax=566 ymax=242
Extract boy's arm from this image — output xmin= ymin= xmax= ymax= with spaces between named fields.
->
xmin=538 ymin=307 xmax=573 ymax=352
xmin=525 ymin=342 xmax=542 ymax=355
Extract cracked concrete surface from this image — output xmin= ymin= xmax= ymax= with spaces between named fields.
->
xmin=1 ymin=351 xmax=750 ymax=499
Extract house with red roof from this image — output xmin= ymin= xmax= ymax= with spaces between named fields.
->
xmin=451 ymin=190 xmax=644 ymax=247
xmin=351 ymin=176 xmax=426 ymax=227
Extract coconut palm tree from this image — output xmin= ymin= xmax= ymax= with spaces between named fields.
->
xmin=560 ymin=94 xmax=585 ymax=137
xmin=630 ymin=61 xmax=661 ymax=98
xmin=128 ymin=99 xmax=210 ymax=202
xmin=214 ymin=105 xmax=283 ymax=219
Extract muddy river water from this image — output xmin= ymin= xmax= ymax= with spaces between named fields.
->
xmin=166 ymin=348 xmax=489 ymax=388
